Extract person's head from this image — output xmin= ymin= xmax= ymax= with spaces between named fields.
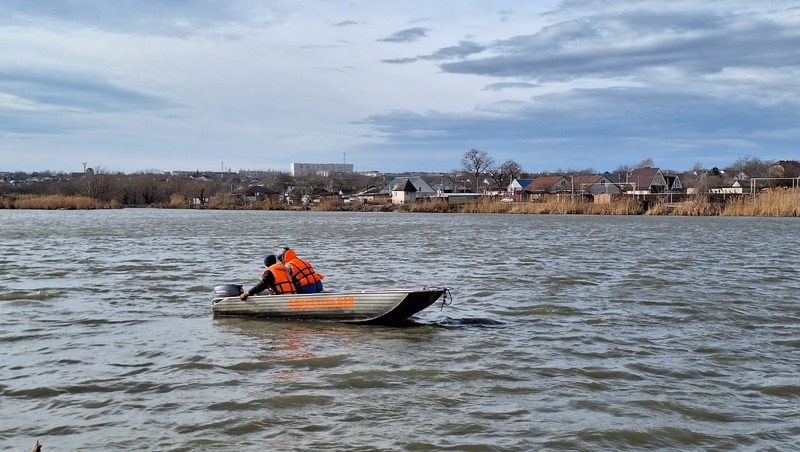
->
xmin=264 ymin=254 xmax=277 ymax=267
xmin=277 ymin=247 xmax=290 ymax=263
xmin=281 ymin=247 xmax=297 ymax=262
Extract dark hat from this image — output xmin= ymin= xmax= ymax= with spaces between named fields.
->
xmin=264 ymin=254 xmax=277 ymax=266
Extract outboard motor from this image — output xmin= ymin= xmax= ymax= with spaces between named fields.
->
xmin=214 ymin=284 xmax=243 ymax=298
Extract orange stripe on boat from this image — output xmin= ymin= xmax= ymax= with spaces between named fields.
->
xmin=288 ymin=296 xmax=356 ymax=311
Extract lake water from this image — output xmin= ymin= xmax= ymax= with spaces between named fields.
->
xmin=1 ymin=209 xmax=799 ymax=451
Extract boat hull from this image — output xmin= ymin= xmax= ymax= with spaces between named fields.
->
xmin=211 ymin=288 xmax=445 ymax=324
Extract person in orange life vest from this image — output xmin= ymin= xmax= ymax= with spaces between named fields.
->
xmin=240 ymin=254 xmax=297 ymax=300
xmin=278 ymin=247 xmax=324 ymax=294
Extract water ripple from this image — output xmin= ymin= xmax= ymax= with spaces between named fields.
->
xmin=1 ymin=211 xmax=799 ymax=450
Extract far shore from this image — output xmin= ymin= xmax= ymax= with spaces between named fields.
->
xmin=1 ymin=190 xmax=798 ymax=217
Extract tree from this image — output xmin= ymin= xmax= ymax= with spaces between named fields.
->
xmin=83 ymin=167 xmax=112 ymax=200
xmin=487 ymin=159 xmax=523 ymax=192
xmin=638 ymin=157 xmax=655 ymax=168
xmin=728 ymin=156 xmax=773 ymax=178
xmin=461 ymin=149 xmax=494 ymax=192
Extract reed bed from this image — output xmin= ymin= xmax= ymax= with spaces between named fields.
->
xmin=247 ymin=199 xmax=291 ymax=210
xmin=407 ymin=197 xmax=646 ymax=215
xmin=409 ymin=198 xmax=451 ymax=213
xmin=168 ymin=194 xmax=189 ymax=208
xmin=508 ymin=197 xmax=643 ymax=215
xmin=672 ymin=198 xmax=722 ymax=216
xmin=312 ymin=199 xmax=363 ymax=211
xmin=645 ymin=198 xmax=722 ymax=216
xmin=208 ymin=194 xmax=243 ymax=209
xmin=1 ymin=195 xmax=109 ymax=209
xmin=722 ymin=188 xmax=800 ymax=217
xmin=3 ymin=190 xmax=796 ymax=216
xmin=457 ymin=199 xmax=512 ymax=214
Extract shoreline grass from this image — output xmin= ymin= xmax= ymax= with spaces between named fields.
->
xmin=0 ymin=195 xmax=119 ymax=209
xmin=2 ymin=190 xmax=797 ymax=216
xmin=722 ymin=188 xmax=799 ymax=216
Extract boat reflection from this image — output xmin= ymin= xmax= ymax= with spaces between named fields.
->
xmin=213 ymin=317 xmax=359 ymax=363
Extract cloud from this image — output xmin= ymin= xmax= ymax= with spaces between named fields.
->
xmin=440 ymin=10 xmax=800 ymax=81
xmin=359 ymin=86 xmax=799 ymax=170
xmin=381 ymin=57 xmax=418 ymax=64
xmin=419 ymin=41 xmax=485 ymax=61
xmin=0 ymin=70 xmax=172 ymax=136
xmin=483 ymin=82 xmax=539 ymax=91
xmin=378 ymin=27 xmax=429 ymax=43
xmin=0 ymin=70 xmax=170 ymax=113
xmin=1 ymin=1 xmax=797 ymax=173
xmin=0 ymin=0 xmax=287 ymax=36
xmin=381 ymin=40 xmax=484 ymax=66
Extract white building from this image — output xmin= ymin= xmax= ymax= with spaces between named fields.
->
xmin=391 ymin=179 xmax=418 ymax=204
xmin=291 ymin=163 xmax=354 ymax=177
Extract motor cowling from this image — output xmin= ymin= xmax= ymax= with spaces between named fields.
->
xmin=214 ymin=284 xmax=243 ymax=297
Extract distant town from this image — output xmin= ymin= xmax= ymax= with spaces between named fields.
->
xmin=1 ymin=151 xmax=799 ymax=214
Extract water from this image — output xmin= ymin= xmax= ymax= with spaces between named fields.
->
xmin=1 ymin=209 xmax=799 ymax=450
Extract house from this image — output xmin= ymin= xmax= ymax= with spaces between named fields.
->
xmin=626 ymin=167 xmax=668 ymax=193
xmin=523 ymin=175 xmax=570 ymax=194
xmin=709 ymin=180 xmax=752 ymax=194
xmin=768 ymin=160 xmax=800 ymax=178
xmin=430 ymin=181 xmax=456 ymax=194
xmin=380 ymin=176 xmax=436 ymax=197
xmin=574 ymin=174 xmax=622 ymax=195
xmin=391 ymin=179 xmax=417 ymax=204
xmin=349 ymin=186 xmax=388 ymax=204
xmin=507 ymin=178 xmax=534 ymax=194
xmin=663 ymin=174 xmax=683 ymax=192
xmin=243 ymin=184 xmax=281 ymax=203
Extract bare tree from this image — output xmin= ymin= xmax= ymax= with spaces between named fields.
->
xmin=461 ymin=149 xmax=494 ymax=192
xmin=728 ymin=156 xmax=773 ymax=178
xmin=487 ymin=159 xmax=523 ymax=192
xmin=638 ymin=157 xmax=655 ymax=168
xmin=83 ymin=167 xmax=112 ymax=200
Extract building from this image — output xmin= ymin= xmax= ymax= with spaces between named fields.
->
xmin=768 ymin=160 xmax=800 ymax=178
xmin=574 ymin=174 xmax=622 ymax=195
xmin=290 ymin=163 xmax=354 ymax=177
xmin=379 ymin=176 xmax=436 ymax=197
xmin=618 ymin=167 xmax=668 ymax=193
xmin=507 ymin=178 xmax=534 ymax=195
xmin=523 ymin=175 xmax=570 ymax=194
xmin=391 ymin=179 xmax=418 ymax=204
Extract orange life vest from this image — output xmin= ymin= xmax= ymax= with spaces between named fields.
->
xmin=264 ymin=262 xmax=296 ymax=294
xmin=286 ymin=256 xmax=322 ymax=287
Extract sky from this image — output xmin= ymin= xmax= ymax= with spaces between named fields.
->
xmin=1 ymin=1 xmax=799 ymax=174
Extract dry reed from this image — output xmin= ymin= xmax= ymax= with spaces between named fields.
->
xmin=208 ymin=194 xmax=243 ymax=209
xmin=168 ymin=194 xmax=189 ymax=208
xmin=508 ymin=197 xmax=642 ymax=215
xmin=410 ymin=198 xmax=452 ymax=213
xmin=311 ymin=199 xmax=346 ymax=211
xmin=246 ymin=199 xmax=291 ymax=210
xmin=644 ymin=197 xmax=722 ymax=216
xmin=457 ymin=199 xmax=511 ymax=214
xmin=4 ymin=195 xmax=101 ymax=209
xmin=671 ymin=197 xmax=722 ymax=216
xmin=722 ymin=188 xmax=800 ymax=217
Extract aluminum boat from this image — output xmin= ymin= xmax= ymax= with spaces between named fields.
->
xmin=211 ymin=285 xmax=448 ymax=324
